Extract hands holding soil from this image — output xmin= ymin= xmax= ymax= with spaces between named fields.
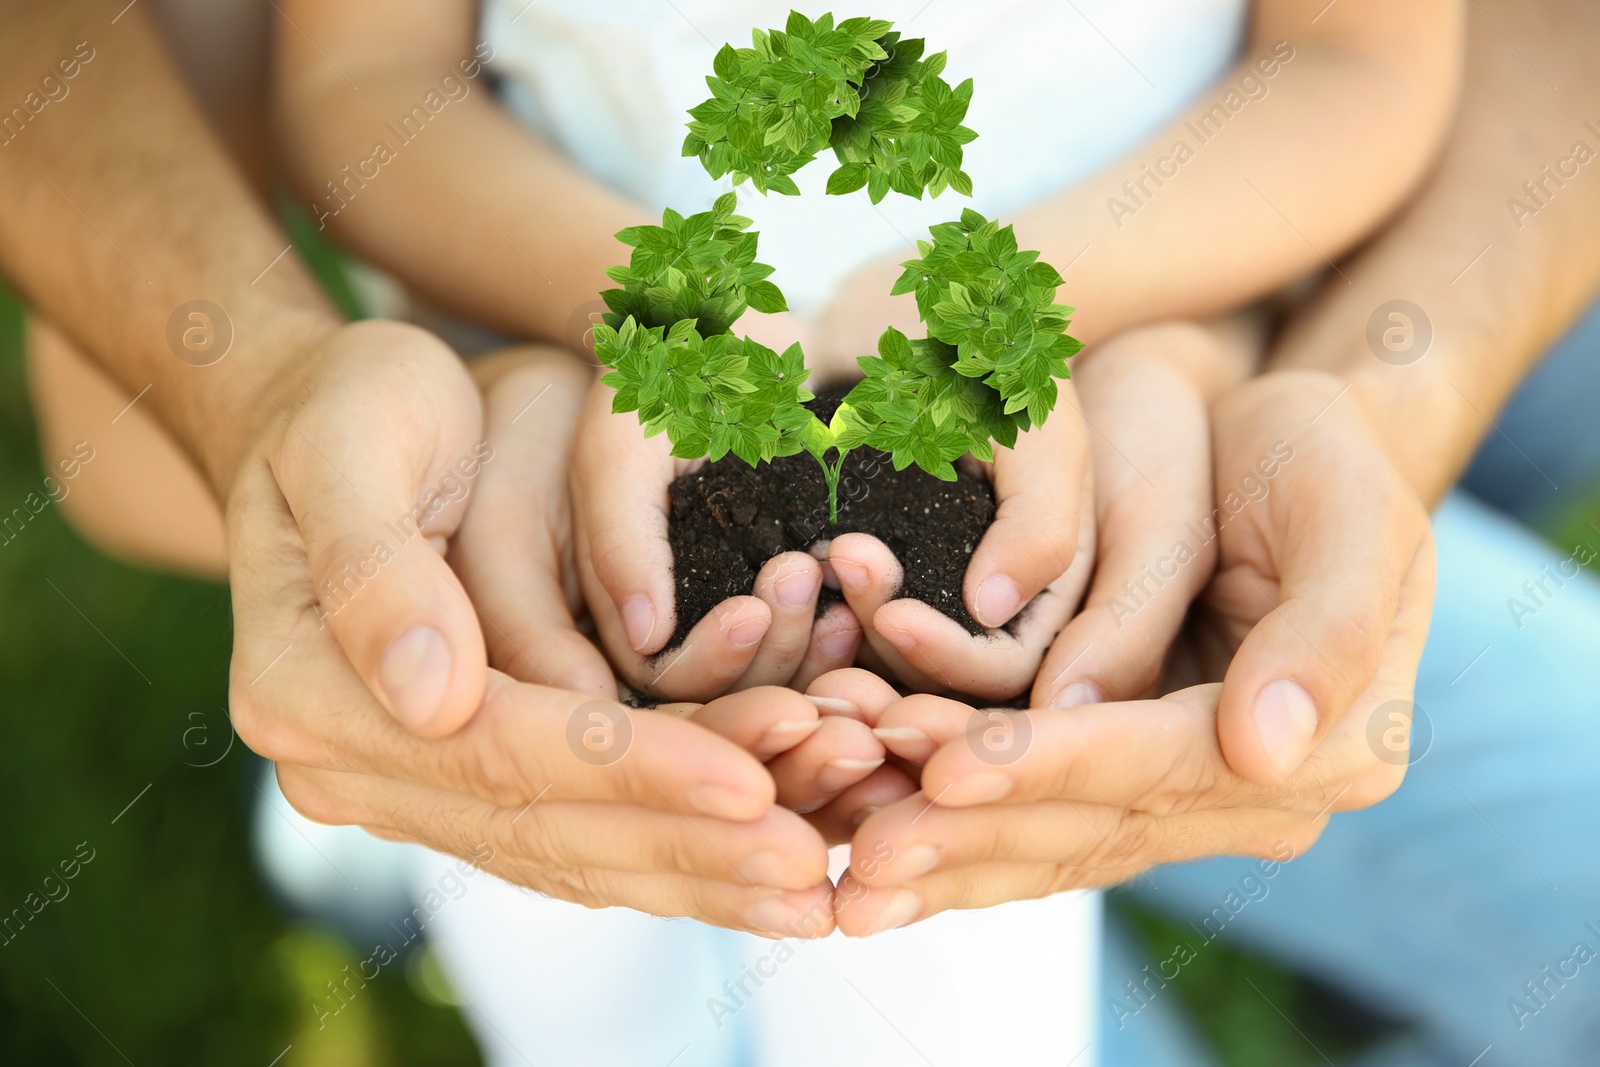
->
xmin=231 ymin=297 xmax=1433 ymax=940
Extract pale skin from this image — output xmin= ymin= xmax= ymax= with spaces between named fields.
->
xmin=20 ymin=0 xmax=1591 ymax=940
xmin=0 ymin=0 xmax=886 ymax=936
xmin=828 ymin=0 xmax=1600 ymax=935
xmin=273 ymin=0 xmax=1464 ymax=702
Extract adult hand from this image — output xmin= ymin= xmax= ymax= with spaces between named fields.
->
xmin=571 ymin=310 xmax=864 ymax=702
xmin=228 ymin=321 xmax=835 ymax=935
xmin=833 ymin=370 xmax=1435 ymax=934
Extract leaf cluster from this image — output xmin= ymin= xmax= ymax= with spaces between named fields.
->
xmin=593 ymin=315 xmax=814 ymax=468
xmin=890 ymin=208 xmax=1083 ymax=428
xmin=600 ymin=192 xmax=787 ymax=337
xmin=682 ymin=10 xmax=976 ymax=202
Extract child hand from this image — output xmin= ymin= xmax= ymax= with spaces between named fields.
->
xmin=572 ymin=312 xmax=863 ymax=702
xmin=447 ymin=346 xmax=616 ymax=697
xmin=1031 ymin=321 xmax=1253 ymax=708
xmin=661 ymin=668 xmax=920 ymax=845
xmin=823 ymin=379 xmax=1092 ymax=701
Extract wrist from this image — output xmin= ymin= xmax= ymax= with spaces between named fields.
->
xmin=201 ymin=312 xmax=345 ymax=502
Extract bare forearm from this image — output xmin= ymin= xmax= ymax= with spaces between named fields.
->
xmin=1024 ymin=3 xmax=1462 ymax=347
xmin=276 ymin=48 xmax=640 ymax=341
xmin=0 ymin=1 xmax=337 ymax=494
xmin=1270 ymin=0 xmax=1600 ymax=505
xmin=820 ymin=0 xmax=1462 ymax=366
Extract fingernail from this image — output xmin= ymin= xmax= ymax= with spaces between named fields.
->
xmin=832 ymin=558 xmax=869 ymax=592
xmin=379 ymin=625 xmax=452 ymax=732
xmin=806 ymin=694 xmax=860 ymax=716
xmin=860 ymin=889 xmax=920 ymax=936
xmin=872 ymin=726 xmax=928 ymax=743
xmin=739 ymin=850 xmax=792 ymax=887
xmin=747 ymin=893 xmax=807 ymax=937
xmin=872 ymin=725 xmax=933 ymax=761
xmin=816 ymin=626 xmax=859 ymax=659
xmin=1051 ymin=680 xmax=1103 ymax=709
xmin=726 ymin=613 xmax=768 ymax=649
xmin=758 ymin=717 xmax=823 ymax=753
xmin=975 ymin=573 xmax=1023 ymax=628
xmin=820 ymin=757 xmax=885 ymax=792
xmin=620 ymin=596 xmax=656 ymax=652
xmin=685 ymin=784 xmax=754 ymax=820
xmin=775 ymin=567 xmax=822 ymax=608
xmin=879 ymin=626 xmax=917 ymax=653
xmin=892 ymin=843 xmax=941 ymax=882
xmin=828 ymin=758 xmax=885 ymax=772
xmin=1253 ymin=678 xmax=1319 ymax=779
xmin=940 ymin=771 xmax=1012 ymax=806
xmin=850 ymin=805 xmax=881 ymax=829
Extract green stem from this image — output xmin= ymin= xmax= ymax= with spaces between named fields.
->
xmin=821 ymin=457 xmax=843 ymax=524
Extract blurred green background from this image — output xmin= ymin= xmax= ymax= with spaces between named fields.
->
xmin=2 ymin=225 xmax=1591 ymax=1065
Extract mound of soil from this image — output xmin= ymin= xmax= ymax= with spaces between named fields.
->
xmin=665 ymin=392 xmax=997 ymax=649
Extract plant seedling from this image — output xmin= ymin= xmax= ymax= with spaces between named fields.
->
xmin=592 ymin=10 xmax=1081 ymax=523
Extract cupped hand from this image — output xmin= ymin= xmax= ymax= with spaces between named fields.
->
xmin=226 ymin=320 xmax=835 ymax=936
xmin=824 ymin=378 xmax=1093 ymax=701
xmin=830 ymin=368 xmax=1436 ymax=934
xmin=1030 ymin=320 xmax=1254 ymax=709
xmin=659 ymin=667 xmax=917 ymax=844
xmin=571 ymin=310 xmax=863 ymax=702
xmin=446 ymin=345 xmax=615 ymax=697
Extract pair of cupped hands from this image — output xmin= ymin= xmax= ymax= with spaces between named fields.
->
xmin=230 ymin=296 xmax=1432 ymax=940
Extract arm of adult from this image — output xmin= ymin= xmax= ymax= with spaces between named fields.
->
xmin=0 ymin=0 xmax=836 ymax=933
xmin=835 ymin=0 xmax=1600 ymax=932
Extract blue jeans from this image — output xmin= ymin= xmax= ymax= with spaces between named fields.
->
xmin=1103 ymin=299 xmax=1600 ymax=1067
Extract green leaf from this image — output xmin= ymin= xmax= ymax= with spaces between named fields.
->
xmin=745 ymin=280 xmax=788 ymax=313
xmin=826 ymin=162 xmax=869 ymax=195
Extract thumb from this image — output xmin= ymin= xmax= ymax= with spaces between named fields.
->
xmin=273 ymin=325 xmax=489 ymax=738
xmin=1213 ymin=437 xmax=1429 ymax=785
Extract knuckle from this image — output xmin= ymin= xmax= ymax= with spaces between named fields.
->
xmin=472 ymin=701 xmax=549 ymax=806
xmin=507 ymin=808 xmax=567 ymax=869
xmin=228 ymin=679 xmax=309 ymax=764
xmin=1346 ymin=760 xmax=1408 ymax=809
xmin=1045 ymin=863 xmax=1095 ymax=895
xmin=652 ymin=825 xmax=706 ymax=878
xmin=536 ymin=865 xmax=604 ymax=908
xmin=1093 ymin=809 xmax=1158 ymax=869
xmin=276 ymin=767 xmax=353 ymax=827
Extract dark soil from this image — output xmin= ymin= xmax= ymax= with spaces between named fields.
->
xmin=665 ymin=390 xmax=997 ymax=649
